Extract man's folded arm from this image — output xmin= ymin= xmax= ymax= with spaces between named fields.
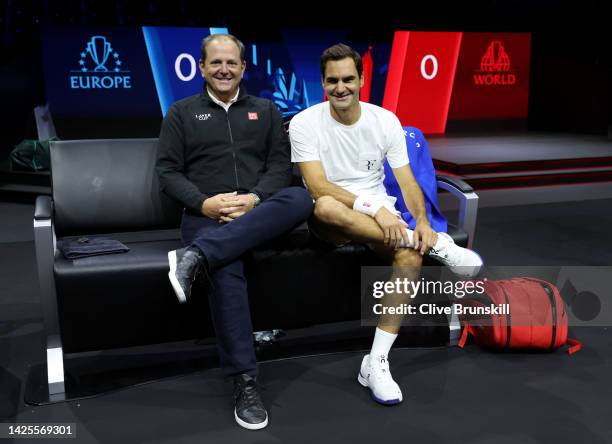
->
xmin=250 ymin=103 xmax=293 ymax=200
xmin=297 ymin=161 xmax=356 ymax=208
xmin=156 ymin=104 xmax=209 ymax=213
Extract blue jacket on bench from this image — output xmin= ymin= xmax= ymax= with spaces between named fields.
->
xmin=383 ymin=127 xmax=448 ymax=233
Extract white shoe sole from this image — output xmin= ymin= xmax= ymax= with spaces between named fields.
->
xmin=357 ymin=372 xmax=403 ymax=405
xmin=450 ymin=263 xmax=482 ymax=278
xmin=167 ymin=250 xmax=187 ymax=304
xmin=451 ymin=249 xmax=484 ymax=278
xmin=234 ymin=408 xmax=268 ymax=430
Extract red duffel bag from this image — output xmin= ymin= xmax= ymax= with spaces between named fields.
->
xmin=457 ymin=277 xmax=582 ymax=354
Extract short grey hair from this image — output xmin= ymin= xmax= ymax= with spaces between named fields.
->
xmin=200 ymin=34 xmax=245 ymax=63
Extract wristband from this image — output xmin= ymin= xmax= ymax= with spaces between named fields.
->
xmin=353 ymin=195 xmax=384 ymax=217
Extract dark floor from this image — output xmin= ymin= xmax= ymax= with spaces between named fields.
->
xmin=1 ymin=197 xmax=611 ymax=443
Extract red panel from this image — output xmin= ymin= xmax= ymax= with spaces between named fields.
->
xmin=448 ymin=33 xmax=531 ymax=120
xmin=382 ymin=31 xmax=410 ymax=113
xmin=384 ymin=31 xmax=462 ymax=134
xmin=361 ymin=46 xmax=373 ymax=103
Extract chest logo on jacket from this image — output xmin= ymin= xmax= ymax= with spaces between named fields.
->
xmin=248 ymin=112 xmax=259 ymax=121
xmin=194 ymin=113 xmax=212 ymax=121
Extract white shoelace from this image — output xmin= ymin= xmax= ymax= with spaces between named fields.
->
xmin=372 ymin=355 xmax=393 ymax=383
xmin=430 ymin=234 xmax=462 ymax=267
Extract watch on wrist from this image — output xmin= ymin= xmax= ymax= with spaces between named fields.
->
xmin=249 ymin=193 xmax=261 ymax=207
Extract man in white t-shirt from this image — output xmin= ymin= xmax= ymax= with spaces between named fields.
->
xmin=289 ymin=43 xmax=482 ymax=406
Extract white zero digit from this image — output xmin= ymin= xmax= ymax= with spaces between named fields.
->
xmin=420 ymin=54 xmax=438 ymax=80
xmin=175 ymin=53 xmax=196 ymax=81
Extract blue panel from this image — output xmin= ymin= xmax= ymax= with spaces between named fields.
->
xmin=240 ymin=31 xmax=348 ymax=117
xmin=210 ymin=27 xmax=229 ymax=35
xmin=237 ymin=31 xmax=393 ymax=117
xmin=142 ymin=26 xmax=221 ymax=116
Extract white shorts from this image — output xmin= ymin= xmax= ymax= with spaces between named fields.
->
xmin=377 ymin=194 xmax=401 ymax=217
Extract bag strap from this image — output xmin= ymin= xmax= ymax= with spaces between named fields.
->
xmin=566 ymin=338 xmax=582 ymax=355
xmin=519 ymin=278 xmax=581 ymax=355
xmin=458 ymin=324 xmax=472 ymax=348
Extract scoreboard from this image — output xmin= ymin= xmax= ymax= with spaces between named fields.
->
xmin=40 ymin=26 xmax=530 ymax=136
xmin=384 ymin=31 xmax=531 ymax=133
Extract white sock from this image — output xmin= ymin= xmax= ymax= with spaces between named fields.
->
xmin=370 ymin=327 xmax=398 ymax=358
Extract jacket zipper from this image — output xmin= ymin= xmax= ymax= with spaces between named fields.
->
xmin=225 ymin=111 xmax=239 ymax=189
xmin=537 ymin=281 xmax=558 ymax=350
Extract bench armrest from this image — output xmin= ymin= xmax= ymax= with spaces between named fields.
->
xmin=35 ymin=195 xmax=53 ymax=220
xmin=33 ymin=195 xmax=65 ymax=396
xmin=436 ymin=174 xmax=479 ymax=249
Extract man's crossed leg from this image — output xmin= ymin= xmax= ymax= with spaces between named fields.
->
xmin=310 ymin=195 xmax=480 ymax=405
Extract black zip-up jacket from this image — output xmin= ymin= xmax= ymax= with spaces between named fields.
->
xmin=156 ymin=87 xmax=292 ymax=214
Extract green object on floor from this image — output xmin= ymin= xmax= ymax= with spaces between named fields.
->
xmin=9 ymin=138 xmax=57 ymax=172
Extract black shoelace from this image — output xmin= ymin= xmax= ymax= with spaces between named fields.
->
xmin=236 ymin=381 xmax=264 ymax=409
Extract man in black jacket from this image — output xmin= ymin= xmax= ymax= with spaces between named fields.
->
xmin=156 ymin=34 xmax=313 ymax=430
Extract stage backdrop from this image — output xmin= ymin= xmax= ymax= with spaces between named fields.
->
xmin=383 ymin=31 xmax=531 ymax=133
xmin=40 ymin=26 xmax=529 ymax=136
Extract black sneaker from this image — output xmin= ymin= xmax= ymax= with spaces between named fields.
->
xmin=233 ymin=374 xmax=268 ymax=430
xmin=167 ymin=246 xmax=203 ymax=303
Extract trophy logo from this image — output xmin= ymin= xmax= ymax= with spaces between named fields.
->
xmin=70 ymin=35 xmax=132 ymax=89
xmin=77 ymin=35 xmax=126 ymax=73
xmin=480 ymin=41 xmax=510 ymax=72
xmin=473 ymin=41 xmax=516 ymax=86
xmin=88 ymin=36 xmax=111 ymax=71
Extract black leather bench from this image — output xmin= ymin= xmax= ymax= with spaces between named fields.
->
xmin=34 ymin=138 xmax=478 ymax=396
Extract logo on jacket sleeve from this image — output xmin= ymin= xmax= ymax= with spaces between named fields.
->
xmin=248 ymin=112 xmax=259 ymax=121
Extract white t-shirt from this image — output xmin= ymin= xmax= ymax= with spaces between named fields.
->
xmin=289 ymin=101 xmax=408 ymax=209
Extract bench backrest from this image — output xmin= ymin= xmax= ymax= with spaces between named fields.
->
xmin=50 ymin=138 xmax=182 ymax=236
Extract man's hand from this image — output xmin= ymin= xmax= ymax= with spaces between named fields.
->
xmin=218 ymin=193 xmax=256 ymax=223
xmin=201 ymin=192 xmax=256 ymax=223
xmin=201 ymin=192 xmax=253 ymax=221
xmin=413 ymin=218 xmax=436 ymax=255
xmin=374 ymin=207 xmax=410 ymax=250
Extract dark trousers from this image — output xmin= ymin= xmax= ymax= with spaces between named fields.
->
xmin=180 ymin=186 xmax=313 ymax=377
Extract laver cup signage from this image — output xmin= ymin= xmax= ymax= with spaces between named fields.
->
xmin=449 ymin=33 xmax=531 ymax=122
xmin=41 ymin=26 xmax=160 ymax=118
xmin=383 ymin=31 xmax=531 ymax=133
xmin=41 ymin=26 xmax=529 ymax=134
xmin=476 ymin=41 xmax=513 ymax=85
xmin=70 ymin=35 xmax=132 ymax=89
xmin=41 ymin=25 xmax=229 ymax=120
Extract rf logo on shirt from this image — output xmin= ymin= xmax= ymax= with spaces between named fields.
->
xmin=358 ymin=152 xmax=381 ymax=172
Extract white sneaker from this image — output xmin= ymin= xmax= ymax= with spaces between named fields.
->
xmin=357 ymin=354 xmax=403 ymax=405
xmin=427 ymin=232 xmax=483 ymax=278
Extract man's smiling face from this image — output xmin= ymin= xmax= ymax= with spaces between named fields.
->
xmin=322 ymin=57 xmax=364 ymax=113
xmin=199 ymin=37 xmax=246 ymax=102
